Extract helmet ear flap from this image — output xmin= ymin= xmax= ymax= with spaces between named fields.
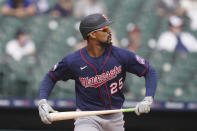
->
xmin=80 ymin=28 xmax=87 ymax=40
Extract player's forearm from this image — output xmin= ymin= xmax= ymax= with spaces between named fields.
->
xmin=40 ymin=73 xmax=57 ymax=99
xmin=144 ymin=66 xmax=158 ymax=97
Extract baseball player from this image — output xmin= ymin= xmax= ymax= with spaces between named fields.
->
xmin=38 ymin=13 xmax=158 ymax=131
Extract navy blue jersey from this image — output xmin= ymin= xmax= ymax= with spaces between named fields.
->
xmin=6 ymin=0 xmax=32 ymax=8
xmin=48 ymin=45 xmax=150 ymax=111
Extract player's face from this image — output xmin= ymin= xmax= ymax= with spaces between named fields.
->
xmin=89 ymin=26 xmax=112 ymax=47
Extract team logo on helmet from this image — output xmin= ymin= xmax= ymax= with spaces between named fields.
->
xmin=102 ymin=14 xmax=109 ymax=21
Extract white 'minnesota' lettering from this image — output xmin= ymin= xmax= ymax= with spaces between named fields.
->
xmin=79 ymin=66 xmax=122 ymax=88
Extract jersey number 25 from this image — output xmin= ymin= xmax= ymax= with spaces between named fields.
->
xmin=109 ymin=77 xmax=123 ymax=95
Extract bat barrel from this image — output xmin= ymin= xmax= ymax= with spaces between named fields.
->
xmin=50 ymin=109 xmax=122 ymax=121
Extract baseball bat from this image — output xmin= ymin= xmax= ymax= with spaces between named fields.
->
xmin=50 ymin=108 xmax=135 ymax=122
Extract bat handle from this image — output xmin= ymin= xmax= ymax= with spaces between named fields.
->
xmin=122 ymin=108 xmax=136 ymax=113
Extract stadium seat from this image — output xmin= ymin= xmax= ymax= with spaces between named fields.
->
xmin=3 ymin=56 xmax=37 ymax=97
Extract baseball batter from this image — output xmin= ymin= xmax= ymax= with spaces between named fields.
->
xmin=38 ymin=13 xmax=158 ymax=131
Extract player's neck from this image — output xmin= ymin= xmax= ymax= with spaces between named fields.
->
xmin=86 ymin=44 xmax=105 ymax=58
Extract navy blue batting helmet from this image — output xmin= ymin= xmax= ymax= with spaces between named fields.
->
xmin=79 ymin=13 xmax=112 ymax=40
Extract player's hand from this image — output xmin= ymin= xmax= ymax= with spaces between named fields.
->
xmin=135 ymin=96 xmax=153 ymax=116
xmin=38 ymin=99 xmax=58 ymax=124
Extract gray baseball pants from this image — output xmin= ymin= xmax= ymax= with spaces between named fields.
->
xmin=74 ymin=112 xmax=125 ymax=131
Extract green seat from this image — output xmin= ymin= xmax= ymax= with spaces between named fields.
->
xmin=149 ymin=51 xmax=174 ymax=74
xmin=5 ymin=56 xmax=36 ymax=97
xmin=128 ymin=75 xmax=145 ymax=100
xmin=184 ymin=83 xmax=197 ymax=101
xmin=155 ymin=83 xmax=174 ymax=101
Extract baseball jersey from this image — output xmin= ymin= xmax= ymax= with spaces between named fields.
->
xmin=40 ymin=45 xmax=157 ymax=111
xmin=6 ymin=0 xmax=33 ymax=8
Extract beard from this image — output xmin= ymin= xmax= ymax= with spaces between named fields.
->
xmin=99 ymin=34 xmax=112 ymax=47
xmin=99 ymin=41 xmax=112 ymax=47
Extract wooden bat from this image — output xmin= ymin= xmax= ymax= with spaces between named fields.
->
xmin=50 ymin=108 xmax=135 ymax=122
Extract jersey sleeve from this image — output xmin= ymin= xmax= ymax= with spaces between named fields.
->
xmin=126 ymin=51 xmax=149 ymax=77
xmin=49 ymin=57 xmax=74 ymax=81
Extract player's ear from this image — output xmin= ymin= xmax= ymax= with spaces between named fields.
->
xmin=89 ymin=32 xmax=97 ymax=39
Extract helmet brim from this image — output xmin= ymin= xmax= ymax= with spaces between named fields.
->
xmin=95 ymin=20 xmax=113 ymax=30
xmin=81 ymin=20 xmax=113 ymax=35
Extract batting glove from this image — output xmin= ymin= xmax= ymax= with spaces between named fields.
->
xmin=135 ymin=96 xmax=153 ymax=116
xmin=38 ymin=99 xmax=58 ymax=124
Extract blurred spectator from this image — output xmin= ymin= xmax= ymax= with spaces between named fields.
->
xmin=180 ymin=0 xmax=197 ymax=31
xmin=1 ymin=0 xmax=36 ymax=18
xmin=156 ymin=0 xmax=183 ymax=17
xmin=33 ymin=0 xmax=49 ymax=15
xmin=127 ymin=23 xmax=141 ymax=53
xmin=50 ymin=0 xmax=73 ymax=18
xmin=74 ymin=0 xmax=106 ymax=19
xmin=157 ymin=16 xmax=197 ymax=53
xmin=6 ymin=29 xmax=36 ymax=61
xmin=5 ymin=29 xmax=37 ymax=97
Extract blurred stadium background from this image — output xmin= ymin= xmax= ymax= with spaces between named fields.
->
xmin=0 ymin=0 xmax=197 ymax=131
